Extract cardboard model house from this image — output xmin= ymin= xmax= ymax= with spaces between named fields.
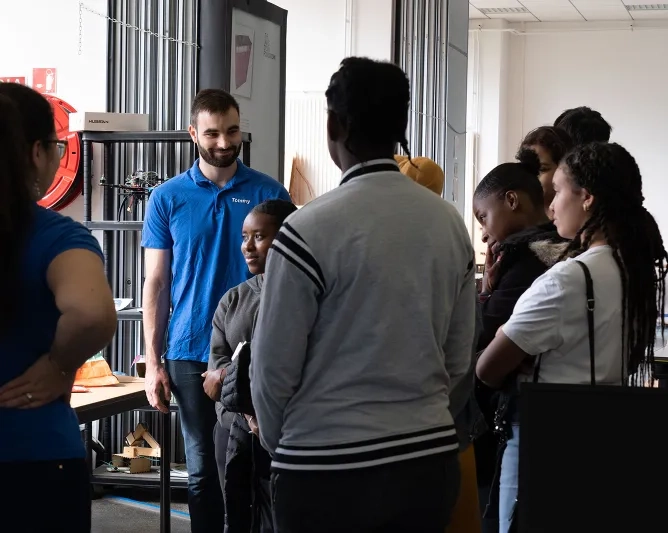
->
xmin=111 ymin=423 xmax=161 ymax=474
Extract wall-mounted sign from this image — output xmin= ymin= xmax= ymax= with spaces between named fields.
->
xmin=0 ymin=77 xmax=26 ymax=84
xmin=232 ymin=24 xmax=255 ymax=99
xmin=32 ymin=68 xmax=57 ymax=95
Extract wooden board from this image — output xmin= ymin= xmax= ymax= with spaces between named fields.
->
xmin=71 ymin=376 xmax=148 ymax=423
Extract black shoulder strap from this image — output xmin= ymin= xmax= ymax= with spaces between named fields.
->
xmin=532 ymin=353 xmax=543 ymax=384
xmin=575 ymin=260 xmax=596 ymax=386
xmin=533 ymin=260 xmax=596 ymax=385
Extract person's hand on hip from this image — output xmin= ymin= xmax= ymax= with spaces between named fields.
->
xmin=0 ymin=354 xmax=72 ymax=409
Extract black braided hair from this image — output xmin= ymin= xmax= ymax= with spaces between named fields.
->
xmin=251 ymin=199 xmax=297 ymax=228
xmin=519 ymin=126 xmax=573 ymax=166
xmin=559 ymin=143 xmax=667 ymax=385
xmin=474 ymin=148 xmax=544 ymax=209
xmin=553 ymin=106 xmax=612 ymax=145
xmin=325 ymin=57 xmax=412 ymax=160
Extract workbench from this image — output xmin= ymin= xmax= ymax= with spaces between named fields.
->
xmin=71 ymin=376 xmax=178 ymax=533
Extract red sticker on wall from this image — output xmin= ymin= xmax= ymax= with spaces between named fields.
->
xmin=32 ymin=68 xmax=57 ymax=95
xmin=0 ymin=77 xmax=26 ymax=84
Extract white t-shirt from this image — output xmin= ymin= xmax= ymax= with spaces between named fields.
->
xmin=503 ymin=245 xmax=625 ymax=385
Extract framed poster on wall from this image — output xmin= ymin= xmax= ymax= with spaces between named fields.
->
xmin=198 ymin=0 xmax=287 ymax=184
xmin=232 ymin=23 xmax=255 ymax=99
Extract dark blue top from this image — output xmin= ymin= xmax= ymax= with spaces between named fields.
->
xmin=0 ymin=205 xmax=104 ymax=462
xmin=141 ymin=159 xmax=290 ymax=363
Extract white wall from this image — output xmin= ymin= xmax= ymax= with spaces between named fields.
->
xmin=351 ymin=0 xmax=394 ymax=61
xmin=274 ymin=0 xmax=394 ymax=92
xmin=273 ymin=0 xmax=347 ymax=91
xmin=468 ymin=20 xmax=668 ymax=247
xmin=517 ymin=26 xmax=668 ymax=237
xmin=275 ymin=0 xmax=395 ymax=198
xmin=0 ymin=0 xmax=108 ymax=221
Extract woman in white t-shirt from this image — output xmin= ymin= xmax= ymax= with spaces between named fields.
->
xmin=476 ymin=142 xmax=668 ymax=533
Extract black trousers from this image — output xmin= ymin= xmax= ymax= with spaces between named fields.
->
xmin=271 ymin=453 xmax=461 ymax=533
xmin=0 ymin=458 xmax=91 ymax=533
xmin=214 ymin=419 xmax=231 ymax=498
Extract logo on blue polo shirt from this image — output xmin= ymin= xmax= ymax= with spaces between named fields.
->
xmin=232 ymin=198 xmax=251 ymax=204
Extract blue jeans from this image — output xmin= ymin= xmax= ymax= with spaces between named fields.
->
xmin=499 ymin=424 xmax=519 ymax=533
xmin=166 ymin=359 xmax=224 ymax=533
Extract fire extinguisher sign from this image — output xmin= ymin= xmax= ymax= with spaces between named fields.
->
xmin=32 ymin=68 xmax=57 ymax=95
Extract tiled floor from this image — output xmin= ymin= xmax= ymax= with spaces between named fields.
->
xmin=92 ymin=488 xmax=190 ymax=532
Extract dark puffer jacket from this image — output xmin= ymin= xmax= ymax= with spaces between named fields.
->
xmin=477 ymin=222 xmax=568 ymax=352
xmin=221 ymin=343 xmax=273 ymax=533
xmin=222 ymin=343 xmax=254 ymax=416
xmin=474 ymin=222 xmax=567 ymax=527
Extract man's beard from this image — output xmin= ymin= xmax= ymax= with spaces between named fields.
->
xmin=198 ymin=143 xmax=242 ymax=168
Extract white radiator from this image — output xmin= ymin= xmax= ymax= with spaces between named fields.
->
xmin=285 ymin=92 xmax=341 ymax=201
xmin=466 ymin=131 xmax=486 ymax=264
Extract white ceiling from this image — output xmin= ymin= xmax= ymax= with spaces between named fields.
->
xmin=469 ymin=0 xmax=668 ymax=22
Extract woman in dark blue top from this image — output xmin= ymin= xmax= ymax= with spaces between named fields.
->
xmin=0 ymin=85 xmax=117 ymax=532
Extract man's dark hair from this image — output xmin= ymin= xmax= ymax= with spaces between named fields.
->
xmin=190 ymin=89 xmax=240 ymax=127
xmin=0 ymin=82 xmax=56 ymax=148
xmin=325 ymin=57 xmax=411 ymax=159
xmin=474 ymin=148 xmax=544 ymax=209
xmin=559 ymin=142 xmax=667 ymax=384
xmin=520 ymin=126 xmax=573 ymax=166
xmin=553 ymin=106 xmax=612 ymax=145
xmin=251 ymin=199 xmax=297 ymax=227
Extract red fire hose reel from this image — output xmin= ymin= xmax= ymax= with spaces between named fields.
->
xmin=37 ymin=96 xmax=82 ymax=211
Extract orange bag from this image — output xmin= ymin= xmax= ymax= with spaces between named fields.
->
xmin=74 ymin=357 xmax=119 ymax=387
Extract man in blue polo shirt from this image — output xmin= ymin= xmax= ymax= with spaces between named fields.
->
xmin=141 ymin=88 xmax=290 ymax=532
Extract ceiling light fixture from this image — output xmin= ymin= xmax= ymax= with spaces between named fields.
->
xmin=478 ymin=7 xmax=530 ymax=14
xmin=625 ymin=4 xmax=668 ymax=10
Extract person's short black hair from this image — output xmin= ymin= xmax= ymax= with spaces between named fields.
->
xmin=190 ymin=89 xmax=240 ymax=127
xmin=553 ymin=106 xmax=612 ymax=145
xmin=250 ymin=199 xmax=297 ymax=227
xmin=520 ymin=126 xmax=573 ymax=166
xmin=325 ymin=57 xmax=411 ymax=158
xmin=474 ymin=148 xmax=544 ymax=208
xmin=0 ymin=82 xmax=55 ymax=148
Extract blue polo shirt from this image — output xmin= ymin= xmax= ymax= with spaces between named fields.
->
xmin=142 ymin=159 xmax=290 ymax=363
xmin=0 ymin=205 xmax=103 ymax=461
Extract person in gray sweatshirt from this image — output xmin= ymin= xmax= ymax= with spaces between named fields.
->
xmin=250 ymin=57 xmax=477 ymax=533
xmin=205 ymin=199 xmax=297 ymax=533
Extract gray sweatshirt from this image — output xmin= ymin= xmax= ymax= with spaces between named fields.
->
xmin=209 ymin=275 xmax=262 ymax=428
xmin=250 ymin=159 xmax=477 ymax=471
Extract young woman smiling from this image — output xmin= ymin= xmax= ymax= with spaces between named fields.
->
xmin=205 ymin=199 xmax=297 ymax=533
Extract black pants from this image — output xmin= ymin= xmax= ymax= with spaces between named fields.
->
xmin=271 ymin=453 xmax=460 ymax=533
xmin=475 ymin=432 xmax=500 ymax=533
xmin=214 ymin=419 xmax=231 ymax=498
xmin=0 ymin=458 xmax=90 ymax=533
